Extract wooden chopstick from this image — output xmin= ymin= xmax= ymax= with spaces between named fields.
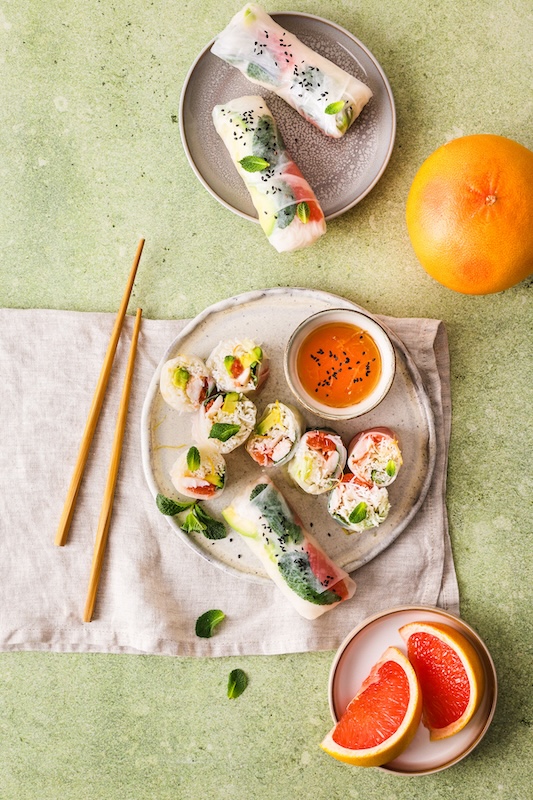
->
xmin=55 ymin=239 xmax=145 ymax=547
xmin=83 ymin=307 xmax=143 ymax=623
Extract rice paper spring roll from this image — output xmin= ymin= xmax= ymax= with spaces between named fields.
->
xmin=222 ymin=475 xmax=356 ymax=619
xmin=288 ymin=429 xmax=347 ymax=495
xmin=160 ymin=355 xmax=215 ymax=414
xmin=328 ymin=475 xmax=390 ymax=533
xmin=212 ymin=96 xmax=326 ymax=252
xmin=192 ymin=391 xmax=257 ymax=454
xmin=211 ymin=4 xmax=373 ymax=138
xmin=246 ymin=400 xmax=304 ymax=467
xmin=207 ymin=337 xmax=269 ymax=394
xmin=170 ymin=445 xmax=226 ymax=500
xmin=347 ymin=427 xmax=403 ymax=487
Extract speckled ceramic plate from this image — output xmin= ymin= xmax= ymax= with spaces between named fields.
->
xmin=328 ymin=606 xmax=498 ymax=775
xmin=179 ymin=13 xmax=395 ymax=220
xmin=140 ymin=288 xmax=435 ymax=582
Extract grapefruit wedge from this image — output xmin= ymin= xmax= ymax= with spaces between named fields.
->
xmin=321 ymin=647 xmax=422 ymax=767
xmin=400 ymin=621 xmax=485 ymax=741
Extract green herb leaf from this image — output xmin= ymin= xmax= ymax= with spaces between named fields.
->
xmin=277 ymin=202 xmax=296 ymax=229
xmin=278 ymin=552 xmax=341 ymax=605
xmin=247 ymin=62 xmax=274 ymax=83
xmin=386 ymin=460 xmax=397 ymax=478
xmin=251 ymin=483 xmax=303 ymax=545
xmin=209 ymin=422 xmax=241 ymax=443
xmin=195 ymin=505 xmax=228 ymax=540
xmin=238 ymin=155 xmax=270 ymax=172
xmin=325 ymin=100 xmax=346 ymax=115
xmin=227 ymin=668 xmax=248 ymax=699
xmin=296 ymin=202 xmax=310 ymax=224
xmin=181 ymin=507 xmax=206 ymax=533
xmin=250 ymin=483 xmax=268 ymax=501
xmin=195 ymin=609 xmax=225 ymax=638
xmin=186 ymin=446 xmax=201 ymax=472
xmin=349 ymin=502 xmax=367 ymax=525
xmin=156 ymin=493 xmax=194 ymax=516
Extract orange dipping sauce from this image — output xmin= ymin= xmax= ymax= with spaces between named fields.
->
xmin=296 ymin=322 xmax=382 ymax=408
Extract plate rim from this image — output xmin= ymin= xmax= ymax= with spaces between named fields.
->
xmin=327 ymin=604 xmax=498 ymax=776
xmin=140 ymin=287 xmax=436 ymax=582
xmin=179 ymin=11 xmax=396 ymax=222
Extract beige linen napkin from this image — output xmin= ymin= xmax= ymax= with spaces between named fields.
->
xmin=0 ymin=308 xmax=458 ymax=657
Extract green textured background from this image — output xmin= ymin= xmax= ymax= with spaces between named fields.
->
xmin=1 ymin=1 xmax=532 ymax=797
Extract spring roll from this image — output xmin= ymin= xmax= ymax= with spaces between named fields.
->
xmin=206 ymin=337 xmax=269 ymax=394
xmin=160 ymin=355 xmax=215 ymax=414
xmin=288 ymin=429 xmax=347 ymax=494
xmin=211 ymin=4 xmax=373 ymax=138
xmin=246 ymin=400 xmax=304 ymax=467
xmin=328 ymin=474 xmax=390 ymax=533
xmin=170 ymin=445 xmax=226 ymax=500
xmin=192 ymin=391 xmax=257 ymax=454
xmin=212 ymin=96 xmax=326 ymax=252
xmin=222 ymin=475 xmax=356 ymax=619
xmin=347 ymin=427 xmax=403 ymax=487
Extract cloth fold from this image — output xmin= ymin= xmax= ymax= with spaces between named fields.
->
xmin=0 ymin=308 xmax=459 ymax=657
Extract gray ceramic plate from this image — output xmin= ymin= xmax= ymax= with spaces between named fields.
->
xmin=140 ymin=289 xmax=436 ymax=582
xmin=179 ymin=13 xmax=396 ymax=220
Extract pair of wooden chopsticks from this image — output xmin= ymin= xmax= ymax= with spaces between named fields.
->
xmin=54 ymin=238 xmax=145 ymax=623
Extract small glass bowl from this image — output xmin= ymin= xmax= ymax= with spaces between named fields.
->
xmin=284 ymin=308 xmax=396 ymax=421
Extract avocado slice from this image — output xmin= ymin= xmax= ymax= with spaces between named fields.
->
xmin=172 ymin=367 xmax=189 ymax=390
xmin=222 ymin=506 xmax=258 ymax=538
xmin=222 ymin=392 xmax=240 ymax=414
xmin=256 ymin=404 xmax=281 ymax=435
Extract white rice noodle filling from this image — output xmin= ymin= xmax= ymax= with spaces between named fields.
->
xmin=246 ymin=401 xmax=304 ymax=467
xmin=160 ymin=354 xmax=214 ymax=414
xmin=192 ymin=392 xmax=257 ymax=453
xmin=347 ymin=427 xmax=403 ymax=487
xmin=328 ymin=477 xmax=390 ymax=533
xmin=206 ymin=337 xmax=269 ymax=394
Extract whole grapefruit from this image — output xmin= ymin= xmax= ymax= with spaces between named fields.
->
xmin=406 ymin=134 xmax=533 ymax=294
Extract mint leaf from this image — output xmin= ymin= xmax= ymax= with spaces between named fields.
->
xmin=296 ymin=202 xmax=310 ymax=224
xmin=239 ymin=155 xmax=270 ymax=172
xmin=195 ymin=609 xmax=225 ymax=638
xmin=156 ymin=493 xmax=194 ymax=516
xmin=250 ymin=483 xmax=268 ymax=501
xmin=251 ymin=483 xmax=303 ymax=545
xmin=349 ymin=502 xmax=367 ymax=525
xmin=186 ymin=446 xmax=201 ymax=472
xmin=325 ymin=101 xmax=346 ymax=115
xmin=209 ymin=422 xmax=241 ymax=443
xmin=195 ymin=505 xmax=227 ymax=540
xmin=227 ymin=668 xmax=248 ymax=699
xmin=277 ymin=552 xmax=341 ymax=605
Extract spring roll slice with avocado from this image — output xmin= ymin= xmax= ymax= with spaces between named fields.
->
xmin=211 ymin=4 xmax=372 ymax=138
xmin=160 ymin=355 xmax=215 ymax=414
xmin=288 ymin=429 xmax=347 ymax=495
xmin=170 ymin=445 xmax=226 ymax=500
xmin=328 ymin=474 xmax=390 ymax=533
xmin=246 ymin=401 xmax=304 ymax=467
xmin=206 ymin=338 xmax=269 ymax=394
xmin=347 ymin=427 xmax=403 ymax=487
xmin=192 ymin=391 xmax=257 ymax=454
xmin=222 ymin=475 xmax=356 ymax=619
xmin=212 ymin=96 xmax=326 ymax=252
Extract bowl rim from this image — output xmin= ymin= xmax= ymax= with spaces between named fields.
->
xmin=283 ymin=307 xmax=396 ymax=420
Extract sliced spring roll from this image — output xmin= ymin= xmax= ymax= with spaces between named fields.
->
xmin=222 ymin=475 xmax=356 ymax=619
xmin=246 ymin=400 xmax=304 ymax=467
xmin=206 ymin=337 xmax=269 ymax=394
xmin=328 ymin=475 xmax=390 ymax=533
xmin=288 ymin=429 xmax=347 ymax=495
xmin=170 ymin=445 xmax=226 ymax=500
xmin=212 ymin=96 xmax=326 ymax=252
xmin=211 ymin=4 xmax=373 ymax=138
xmin=347 ymin=427 xmax=403 ymax=487
xmin=160 ymin=355 xmax=215 ymax=414
xmin=192 ymin=391 xmax=257 ymax=454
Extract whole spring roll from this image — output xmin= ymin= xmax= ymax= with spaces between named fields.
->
xmin=347 ymin=427 xmax=403 ymax=487
xmin=222 ymin=474 xmax=356 ymax=619
xmin=160 ymin=355 xmax=215 ymax=414
xmin=207 ymin=337 xmax=269 ymax=394
xmin=288 ymin=429 xmax=347 ymax=494
xmin=212 ymin=96 xmax=326 ymax=252
xmin=246 ymin=400 xmax=304 ymax=467
xmin=211 ymin=4 xmax=373 ymax=138
xmin=328 ymin=474 xmax=390 ymax=533
xmin=192 ymin=391 xmax=257 ymax=454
